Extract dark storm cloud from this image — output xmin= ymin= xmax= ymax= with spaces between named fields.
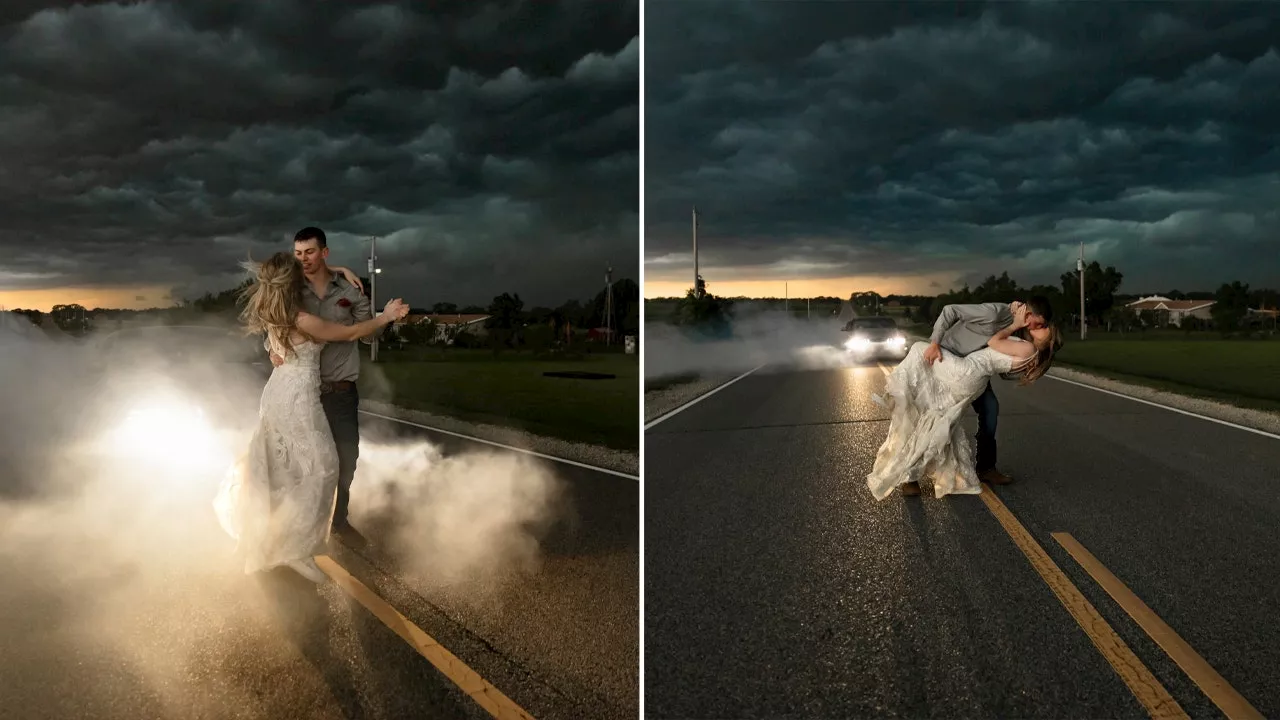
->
xmin=0 ymin=0 xmax=637 ymax=305
xmin=645 ymin=1 xmax=1280 ymax=294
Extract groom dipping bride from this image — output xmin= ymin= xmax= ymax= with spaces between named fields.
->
xmin=866 ymin=296 xmax=1062 ymax=500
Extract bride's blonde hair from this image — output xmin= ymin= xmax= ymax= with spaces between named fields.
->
xmin=238 ymin=251 xmax=305 ymax=359
xmin=1016 ymin=324 xmax=1063 ymax=385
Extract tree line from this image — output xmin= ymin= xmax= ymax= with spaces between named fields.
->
xmin=8 ymin=276 xmax=642 ymax=348
xmin=916 ymin=266 xmax=1275 ymax=335
xmin=652 ymin=263 xmax=1277 ymax=337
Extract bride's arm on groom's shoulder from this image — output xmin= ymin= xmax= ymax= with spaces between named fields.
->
xmin=987 ymin=311 xmax=1033 ymax=359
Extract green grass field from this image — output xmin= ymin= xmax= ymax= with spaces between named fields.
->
xmin=1055 ymin=333 xmax=1280 ymax=411
xmin=356 ymin=347 xmax=639 ymax=452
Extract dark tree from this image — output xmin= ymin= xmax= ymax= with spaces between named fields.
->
xmin=1212 ymin=281 xmax=1251 ymax=334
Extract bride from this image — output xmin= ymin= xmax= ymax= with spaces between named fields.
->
xmin=214 ymin=252 xmax=409 ymax=582
xmin=866 ymin=303 xmax=1061 ymax=500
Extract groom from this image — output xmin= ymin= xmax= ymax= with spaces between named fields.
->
xmin=271 ymin=226 xmax=374 ymax=542
xmin=922 ymin=296 xmax=1053 ymax=488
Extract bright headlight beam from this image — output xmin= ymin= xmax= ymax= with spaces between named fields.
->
xmin=110 ymin=399 xmax=218 ymax=466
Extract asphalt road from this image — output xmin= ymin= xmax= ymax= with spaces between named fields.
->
xmin=0 ymin=413 xmax=637 ymax=720
xmin=644 ymin=356 xmax=1280 ymax=719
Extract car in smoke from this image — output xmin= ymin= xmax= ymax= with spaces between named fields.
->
xmin=79 ymin=325 xmax=273 ymax=465
xmin=841 ymin=316 xmax=909 ymax=359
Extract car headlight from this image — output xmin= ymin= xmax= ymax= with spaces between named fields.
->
xmin=846 ymin=336 xmax=872 ymax=351
xmin=110 ymin=400 xmax=218 ymax=465
xmin=888 ymin=335 xmax=907 ymax=346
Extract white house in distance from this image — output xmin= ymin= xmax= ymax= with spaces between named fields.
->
xmin=400 ymin=313 xmax=490 ymax=344
xmin=1125 ymin=296 xmax=1215 ymax=326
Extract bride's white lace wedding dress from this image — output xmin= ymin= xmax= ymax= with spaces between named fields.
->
xmin=866 ymin=340 xmax=1024 ymax=500
xmin=214 ymin=334 xmax=338 ymax=578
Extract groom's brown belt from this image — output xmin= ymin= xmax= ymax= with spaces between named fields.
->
xmin=319 ymin=380 xmax=356 ymax=394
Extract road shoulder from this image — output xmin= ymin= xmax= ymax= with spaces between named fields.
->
xmin=1047 ymin=365 xmax=1280 ymax=436
xmin=644 ymin=373 xmax=740 ymax=424
xmin=360 ymin=399 xmax=639 ymax=477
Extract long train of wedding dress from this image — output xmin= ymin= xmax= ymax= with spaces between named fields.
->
xmin=866 ymin=340 xmax=1017 ymax=500
xmin=214 ymin=335 xmax=338 ymax=576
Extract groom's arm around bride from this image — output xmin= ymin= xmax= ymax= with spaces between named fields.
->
xmin=924 ymin=302 xmax=1013 ymax=365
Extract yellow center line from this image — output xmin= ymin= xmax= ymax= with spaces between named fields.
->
xmin=313 ymin=555 xmax=537 ymax=720
xmin=880 ymin=357 xmax=1188 ymax=716
xmin=978 ymin=487 xmax=1188 ymax=719
xmin=1051 ymin=533 xmax=1263 ymax=720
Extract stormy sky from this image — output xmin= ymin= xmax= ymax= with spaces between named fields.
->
xmin=644 ymin=1 xmax=1280 ymax=299
xmin=0 ymin=0 xmax=637 ymax=312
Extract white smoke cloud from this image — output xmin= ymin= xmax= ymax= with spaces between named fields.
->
xmin=645 ymin=304 xmax=898 ymax=380
xmin=351 ymin=442 xmax=568 ymax=586
xmin=0 ymin=311 xmax=568 ymax=711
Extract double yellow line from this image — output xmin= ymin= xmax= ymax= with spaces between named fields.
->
xmin=874 ymin=362 xmax=1262 ymax=720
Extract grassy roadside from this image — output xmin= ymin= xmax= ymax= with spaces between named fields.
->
xmin=356 ymin=347 xmax=639 ymax=453
xmin=1054 ymin=337 xmax=1280 ymax=413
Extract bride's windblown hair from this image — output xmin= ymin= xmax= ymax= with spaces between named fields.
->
xmin=1016 ymin=323 xmax=1063 ymax=385
xmin=238 ymin=251 xmax=305 ymax=359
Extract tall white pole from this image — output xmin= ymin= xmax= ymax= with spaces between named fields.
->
xmin=369 ymin=236 xmax=378 ymax=362
xmin=1078 ymin=242 xmax=1086 ymax=340
xmin=692 ymin=206 xmax=699 ymax=297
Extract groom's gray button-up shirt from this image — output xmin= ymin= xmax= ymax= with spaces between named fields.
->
xmin=929 ymin=302 xmax=1013 ymax=358
xmin=302 ymin=271 xmax=373 ymax=383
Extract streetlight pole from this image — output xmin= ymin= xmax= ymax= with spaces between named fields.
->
xmin=604 ymin=265 xmax=614 ymax=346
xmin=1078 ymin=242 xmax=1086 ymax=340
xmin=692 ymin=207 xmax=699 ymax=297
xmin=368 ymin=236 xmax=379 ymax=362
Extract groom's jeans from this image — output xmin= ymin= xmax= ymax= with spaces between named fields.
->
xmin=971 ymin=380 xmax=999 ymax=472
xmin=320 ymin=384 xmax=361 ymax=526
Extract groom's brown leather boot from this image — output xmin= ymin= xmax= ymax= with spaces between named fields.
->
xmin=900 ymin=481 xmax=921 ymax=496
xmin=978 ymin=468 xmax=1014 ymax=486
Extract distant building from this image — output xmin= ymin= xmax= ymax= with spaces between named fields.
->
xmin=401 ymin=313 xmax=490 ymax=345
xmin=1125 ymin=296 xmax=1214 ymax=327
xmin=1247 ymin=306 xmax=1279 ymax=325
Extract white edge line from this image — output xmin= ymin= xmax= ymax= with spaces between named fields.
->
xmin=358 ymin=410 xmax=640 ymax=481
xmin=644 ymin=364 xmax=766 ymax=431
xmin=1044 ymin=374 xmax=1280 ymax=441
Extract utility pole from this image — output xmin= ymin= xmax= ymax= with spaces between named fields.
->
xmin=692 ymin=206 xmax=699 ymax=298
xmin=604 ymin=265 xmax=614 ymax=346
xmin=807 ymin=297 xmax=811 ymax=321
xmin=369 ymin=236 xmax=379 ymax=362
xmin=1078 ymin=242 xmax=1086 ymax=340
xmin=785 ymin=282 xmax=789 ymax=316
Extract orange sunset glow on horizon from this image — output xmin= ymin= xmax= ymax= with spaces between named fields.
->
xmin=643 ymin=273 xmax=960 ymax=300
xmin=0 ymin=286 xmax=177 ymax=313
